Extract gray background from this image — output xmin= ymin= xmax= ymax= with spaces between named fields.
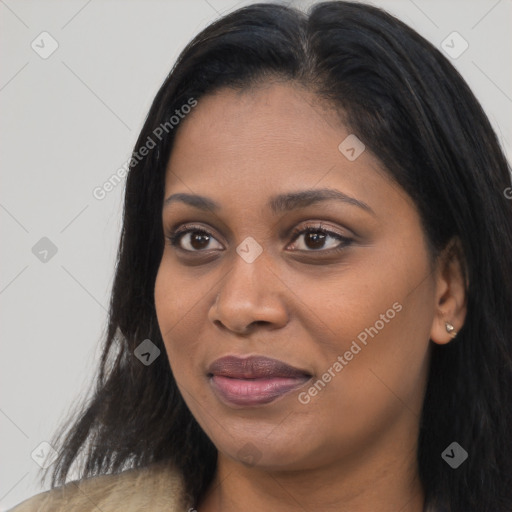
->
xmin=1 ymin=0 xmax=511 ymax=509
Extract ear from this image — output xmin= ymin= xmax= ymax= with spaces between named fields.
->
xmin=429 ymin=237 xmax=468 ymax=345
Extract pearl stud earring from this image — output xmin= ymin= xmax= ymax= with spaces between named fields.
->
xmin=445 ymin=322 xmax=457 ymax=338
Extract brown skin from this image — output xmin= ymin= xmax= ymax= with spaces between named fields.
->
xmin=154 ymin=82 xmax=467 ymax=512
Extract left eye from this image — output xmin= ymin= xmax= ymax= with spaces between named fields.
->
xmin=288 ymin=227 xmax=351 ymax=251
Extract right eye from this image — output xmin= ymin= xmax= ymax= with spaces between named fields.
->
xmin=166 ymin=226 xmax=224 ymax=252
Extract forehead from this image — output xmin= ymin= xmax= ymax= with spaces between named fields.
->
xmin=163 ymin=82 xmax=407 ymax=220
xmin=169 ymin=82 xmax=344 ymax=170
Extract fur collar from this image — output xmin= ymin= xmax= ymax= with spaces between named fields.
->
xmin=10 ymin=463 xmax=447 ymax=511
xmin=9 ymin=462 xmax=193 ymax=512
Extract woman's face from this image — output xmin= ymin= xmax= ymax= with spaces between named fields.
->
xmin=154 ymin=82 xmax=438 ymax=471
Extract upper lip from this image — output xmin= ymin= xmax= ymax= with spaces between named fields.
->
xmin=208 ymin=355 xmax=311 ymax=379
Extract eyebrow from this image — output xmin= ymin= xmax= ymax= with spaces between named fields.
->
xmin=163 ymin=188 xmax=375 ymax=216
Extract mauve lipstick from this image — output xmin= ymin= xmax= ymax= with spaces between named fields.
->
xmin=207 ymin=355 xmax=311 ymax=406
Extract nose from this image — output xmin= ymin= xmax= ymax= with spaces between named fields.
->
xmin=207 ymin=251 xmax=289 ymax=335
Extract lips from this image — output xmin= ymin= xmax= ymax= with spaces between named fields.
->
xmin=207 ymin=355 xmax=311 ymax=407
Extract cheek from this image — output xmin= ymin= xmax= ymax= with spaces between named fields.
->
xmin=154 ymin=261 xmax=206 ymax=373
xmin=301 ymin=250 xmax=434 ymax=420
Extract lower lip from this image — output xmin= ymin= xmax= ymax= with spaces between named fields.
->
xmin=210 ymin=375 xmax=310 ymax=406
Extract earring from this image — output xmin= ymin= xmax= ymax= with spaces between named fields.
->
xmin=445 ymin=322 xmax=458 ymax=338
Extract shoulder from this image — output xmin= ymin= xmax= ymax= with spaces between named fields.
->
xmin=8 ymin=461 xmax=191 ymax=512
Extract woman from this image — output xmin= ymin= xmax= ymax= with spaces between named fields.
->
xmin=10 ymin=1 xmax=512 ymax=511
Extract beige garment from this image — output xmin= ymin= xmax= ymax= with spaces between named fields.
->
xmin=8 ymin=463 xmax=447 ymax=511
xmin=8 ymin=462 xmax=193 ymax=512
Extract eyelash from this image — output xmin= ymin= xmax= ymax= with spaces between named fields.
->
xmin=165 ymin=222 xmax=353 ymax=255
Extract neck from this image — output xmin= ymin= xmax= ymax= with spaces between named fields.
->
xmin=197 ymin=434 xmax=425 ymax=512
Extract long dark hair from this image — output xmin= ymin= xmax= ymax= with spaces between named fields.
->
xmin=46 ymin=2 xmax=512 ymax=510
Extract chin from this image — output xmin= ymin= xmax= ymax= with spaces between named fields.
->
xmin=207 ymin=419 xmax=326 ymax=470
